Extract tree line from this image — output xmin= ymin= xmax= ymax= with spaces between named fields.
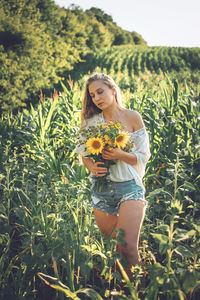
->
xmin=0 ymin=0 xmax=146 ymax=112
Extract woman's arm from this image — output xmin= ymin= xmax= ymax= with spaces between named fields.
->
xmin=102 ymin=148 xmax=137 ymax=166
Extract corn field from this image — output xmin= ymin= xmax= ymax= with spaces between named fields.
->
xmin=0 ymin=73 xmax=200 ymax=299
xmin=95 ymin=46 xmax=200 ymax=74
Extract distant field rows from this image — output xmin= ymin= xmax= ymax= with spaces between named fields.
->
xmin=95 ymin=46 xmax=200 ymax=75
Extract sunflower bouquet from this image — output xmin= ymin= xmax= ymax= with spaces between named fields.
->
xmin=86 ymin=121 xmax=133 ymax=153
xmin=76 ymin=120 xmax=134 ymax=191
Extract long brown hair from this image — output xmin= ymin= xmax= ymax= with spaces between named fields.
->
xmin=81 ymin=73 xmax=123 ymax=123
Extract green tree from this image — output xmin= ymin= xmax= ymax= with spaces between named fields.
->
xmin=86 ymin=7 xmax=115 ymax=25
xmin=0 ymin=0 xmax=148 ymax=112
xmin=85 ymin=18 xmax=113 ymax=51
xmin=131 ymin=31 xmax=147 ymax=45
xmin=0 ymin=0 xmax=80 ymax=111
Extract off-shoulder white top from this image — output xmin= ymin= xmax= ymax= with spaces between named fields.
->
xmin=75 ymin=112 xmax=151 ymax=192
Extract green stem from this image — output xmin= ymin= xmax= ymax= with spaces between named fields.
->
xmin=167 ymin=220 xmax=174 ymax=271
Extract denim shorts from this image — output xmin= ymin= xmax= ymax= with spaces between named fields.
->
xmin=91 ymin=179 xmax=147 ymax=216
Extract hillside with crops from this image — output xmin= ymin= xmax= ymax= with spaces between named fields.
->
xmin=96 ymin=46 xmax=200 ymax=74
xmin=71 ymin=45 xmax=200 ymax=85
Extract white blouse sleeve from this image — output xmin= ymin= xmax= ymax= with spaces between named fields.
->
xmin=130 ymin=127 xmax=151 ymax=177
xmin=74 ymin=120 xmax=90 ymax=157
xmin=74 ymin=114 xmax=101 ymax=157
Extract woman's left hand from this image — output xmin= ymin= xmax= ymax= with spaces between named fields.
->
xmin=102 ymin=147 xmax=124 ymax=160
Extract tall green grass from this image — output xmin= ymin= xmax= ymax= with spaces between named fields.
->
xmin=0 ymin=75 xmax=199 ymax=299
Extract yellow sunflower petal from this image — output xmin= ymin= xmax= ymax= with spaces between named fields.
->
xmin=114 ymin=132 xmax=130 ymax=148
xmin=86 ymin=137 xmax=104 ymax=155
xmin=104 ymin=135 xmax=110 ymax=141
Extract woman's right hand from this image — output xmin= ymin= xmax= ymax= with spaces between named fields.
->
xmin=81 ymin=157 xmax=108 ymax=177
xmin=91 ymin=161 xmax=108 ymax=177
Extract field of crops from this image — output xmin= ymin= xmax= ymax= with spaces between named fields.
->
xmin=95 ymin=46 xmax=200 ymax=74
xmin=74 ymin=46 xmax=200 ymax=90
xmin=0 ymin=71 xmax=200 ymax=299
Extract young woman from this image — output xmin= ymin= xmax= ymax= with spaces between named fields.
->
xmin=75 ymin=73 xmax=151 ymax=278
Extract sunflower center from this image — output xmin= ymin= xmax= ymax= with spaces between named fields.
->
xmin=92 ymin=141 xmax=101 ymax=149
xmin=116 ymin=135 xmax=123 ymax=142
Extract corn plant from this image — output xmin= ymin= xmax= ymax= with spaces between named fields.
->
xmin=0 ymin=75 xmax=199 ymax=299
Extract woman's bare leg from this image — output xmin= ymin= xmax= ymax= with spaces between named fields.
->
xmin=93 ymin=208 xmax=118 ymax=238
xmin=116 ymin=200 xmax=146 ymax=278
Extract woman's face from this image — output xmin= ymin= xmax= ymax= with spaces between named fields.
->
xmin=88 ymin=80 xmax=116 ymax=110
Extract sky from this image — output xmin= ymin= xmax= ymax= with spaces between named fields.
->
xmin=54 ymin=0 xmax=200 ymax=47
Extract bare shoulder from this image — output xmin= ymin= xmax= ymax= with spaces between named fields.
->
xmin=123 ymin=109 xmax=144 ymax=131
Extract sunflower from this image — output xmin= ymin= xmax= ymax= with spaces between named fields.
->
xmin=86 ymin=137 xmax=104 ymax=155
xmin=114 ymin=132 xmax=130 ymax=148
